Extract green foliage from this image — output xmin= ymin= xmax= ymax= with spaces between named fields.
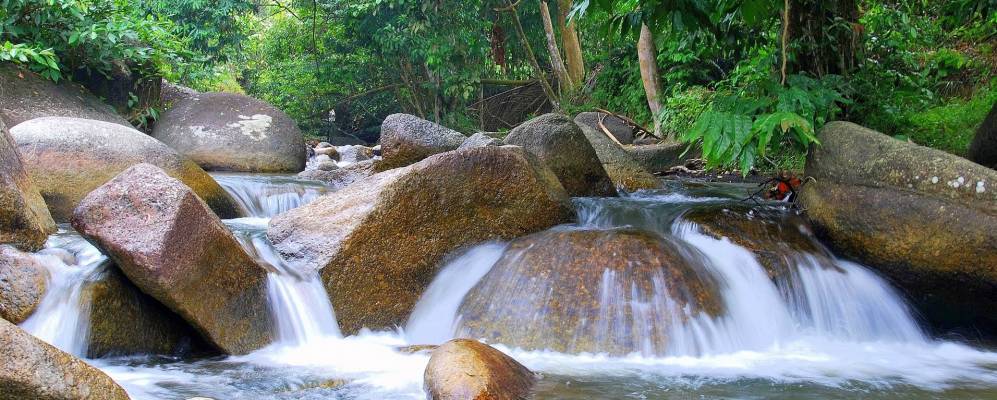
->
xmin=0 ymin=41 xmax=60 ymax=79
xmin=899 ymin=80 xmax=997 ymax=155
xmin=660 ymin=85 xmax=713 ymax=136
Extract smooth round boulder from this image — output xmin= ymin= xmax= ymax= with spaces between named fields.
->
xmin=457 ymin=132 xmax=502 ymax=150
xmin=504 ymin=113 xmax=617 ymax=197
xmin=626 ymin=142 xmax=697 ymax=174
xmin=337 ymin=145 xmax=374 ymax=164
xmin=799 ymin=121 xmax=997 ymax=336
xmin=574 ymin=111 xmax=635 ymax=144
xmin=11 ymin=117 xmax=241 ymax=222
xmin=0 ymin=63 xmax=129 ymax=128
xmin=456 ymin=229 xmax=722 ymax=356
xmin=574 ymin=117 xmax=660 ymax=191
xmin=968 ymin=101 xmax=997 ymax=169
xmin=378 ymin=114 xmax=466 ymax=170
xmin=298 ymin=159 xmax=380 ymax=190
xmin=0 ymin=119 xmax=56 ymax=251
xmin=152 ymin=92 xmax=306 ymax=172
xmin=0 ymin=246 xmax=47 ymax=324
xmin=424 ymin=339 xmax=537 ymax=400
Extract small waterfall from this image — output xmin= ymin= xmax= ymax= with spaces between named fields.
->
xmin=213 ymin=174 xmax=326 ymax=218
xmin=20 ymin=231 xmax=109 ymax=357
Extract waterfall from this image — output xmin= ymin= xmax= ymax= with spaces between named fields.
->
xmin=20 ymin=231 xmax=109 ymax=357
xmin=213 ymin=173 xmax=326 ymax=218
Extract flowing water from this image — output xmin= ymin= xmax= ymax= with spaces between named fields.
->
xmin=19 ymin=175 xmax=997 ymax=399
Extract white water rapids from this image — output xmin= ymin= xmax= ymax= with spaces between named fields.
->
xmin=17 ymin=176 xmax=997 ymax=399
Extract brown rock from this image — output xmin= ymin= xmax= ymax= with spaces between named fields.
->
xmin=574 ymin=116 xmax=660 ymax=191
xmin=0 ymin=246 xmax=47 ymax=324
xmin=269 ymin=146 xmax=573 ymax=335
xmin=456 ymin=229 xmax=722 ymax=356
xmin=0 ymin=63 xmax=130 ymax=128
xmin=574 ymin=111 xmax=635 ymax=144
xmin=424 ymin=339 xmax=536 ymax=400
xmin=0 ymin=119 xmax=56 ymax=251
xmin=298 ymin=159 xmax=380 ymax=190
xmin=0 ymin=318 xmax=129 ymax=400
xmin=626 ymin=142 xmax=697 ymax=174
xmin=72 ymin=163 xmax=272 ymax=354
xmin=378 ymin=114 xmax=466 ymax=170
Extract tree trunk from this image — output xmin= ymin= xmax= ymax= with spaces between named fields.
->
xmin=557 ymin=0 xmax=585 ymax=88
xmin=637 ymin=24 xmax=664 ymax=139
xmin=502 ymin=0 xmax=560 ymax=110
xmin=539 ymin=0 xmax=572 ymax=94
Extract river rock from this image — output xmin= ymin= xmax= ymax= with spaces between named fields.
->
xmin=456 ymin=229 xmax=722 ymax=356
xmin=86 ymin=267 xmax=204 ymax=358
xmin=269 ymin=146 xmax=573 ymax=334
xmin=378 ymin=113 xmax=466 ymax=170
xmin=424 ymin=339 xmax=537 ymax=400
xmin=626 ymin=142 xmax=696 ymax=174
xmin=316 ymin=161 xmax=339 ymax=172
xmin=0 ymin=119 xmax=56 ymax=251
xmin=457 ymin=132 xmax=502 ymax=150
xmin=0 ymin=246 xmax=47 ymax=324
xmin=337 ymin=145 xmax=374 ymax=164
xmin=968 ymin=102 xmax=997 ymax=169
xmin=504 ymin=113 xmax=617 ymax=197
xmin=574 ymin=111 xmax=635 ymax=144
xmin=72 ymin=163 xmax=272 ymax=354
xmin=11 ymin=117 xmax=241 ymax=222
xmin=314 ymin=146 xmax=339 ymax=159
xmin=574 ymin=117 xmax=660 ymax=191
xmin=0 ymin=63 xmax=130 ymax=128
xmin=799 ymin=121 xmax=997 ymax=335
xmin=0 ymin=318 xmax=129 ymax=400
xmin=152 ymin=92 xmax=306 ymax=172
xmin=298 ymin=159 xmax=380 ymax=190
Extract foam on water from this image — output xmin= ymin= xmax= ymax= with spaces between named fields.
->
xmin=213 ymin=173 xmax=326 ymax=218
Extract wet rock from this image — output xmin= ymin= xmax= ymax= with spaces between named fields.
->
xmin=372 ymin=144 xmax=382 ymax=157
xmin=0 ymin=318 xmax=129 ymax=400
xmin=269 ymin=146 xmax=573 ymax=335
xmin=626 ymin=142 xmax=696 ymax=174
xmin=298 ymin=159 xmax=380 ymax=190
xmin=314 ymin=146 xmax=339 ymax=159
xmin=457 ymin=132 xmax=502 ymax=150
xmin=316 ymin=142 xmax=334 ymax=149
xmin=72 ymin=163 xmax=272 ymax=354
xmin=378 ymin=113 xmax=466 ymax=170
xmin=0 ymin=63 xmax=130 ymax=128
xmin=86 ymin=267 xmax=204 ymax=358
xmin=574 ymin=117 xmax=660 ymax=192
xmin=424 ymin=339 xmax=537 ymax=400
xmin=505 ymin=113 xmax=617 ymax=197
xmin=574 ymin=111 xmax=635 ymax=144
xmin=456 ymin=229 xmax=722 ymax=356
xmin=968 ymin=102 xmax=997 ymax=169
xmin=0 ymin=119 xmax=56 ymax=251
xmin=316 ymin=161 xmax=339 ymax=172
xmin=397 ymin=344 xmax=438 ymax=354
xmin=152 ymin=92 xmax=306 ymax=172
xmin=0 ymin=246 xmax=47 ymax=324
xmin=11 ymin=117 xmax=241 ymax=222
xmin=337 ymin=145 xmax=374 ymax=164
xmin=799 ymin=121 xmax=997 ymax=336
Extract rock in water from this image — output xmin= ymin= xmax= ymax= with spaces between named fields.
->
xmin=298 ymin=159 xmax=380 ymax=190
xmin=378 ymin=113 xmax=466 ymax=170
xmin=573 ymin=115 xmax=660 ymax=191
xmin=504 ymin=113 xmax=617 ymax=197
xmin=269 ymin=146 xmax=573 ymax=335
xmin=799 ymin=121 xmax=997 ymax=336
xmin=456 ymin=229 xmax=722 ymax=356
xmin=968 ymin=101 xmax=997 ymax=169
xmin=0 ymin=119 xmax=56 ymax=251
xmin=0 ymin=63 xmax=130 ymax=128
xmin=0 ymin=318 xmax=129 ymax=400
xmin=574 ymin=111 xmax=636 ymax=145
xmin=72 ymin=164 xmax=272 ymax=354
xmin=626 ymin=142 xmax=696 ymax=174
xmin=11 ymin=117 xmax=241 ymax=222
xmin=0 ymin=246 xmax=47 ymax=324
xmin=424 ymin=339 xmax=537 ymax=400
xmin=152 ymin=92 xmax=306 ymax=173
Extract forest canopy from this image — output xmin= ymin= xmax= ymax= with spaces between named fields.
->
xmin=2 ymin=0 xmax=994 ymax=173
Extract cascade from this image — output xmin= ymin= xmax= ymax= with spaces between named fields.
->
xmin=213 ymin=173 xmax=326 ymax=218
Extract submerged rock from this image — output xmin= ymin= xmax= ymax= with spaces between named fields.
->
xmin=424 ymin=339 xmax=537 ymax=400
xmin=574 ymin=116 xmax=660 ymax=192
xmin=456 ymin=229 xmax=722 ymax=356
xmin=0 ymin=246 xmax=47 ymax=324
xmin=0 ymin=119 xmax=56 ymax=251
xmin=0 ymin=63 xmax=129 ymax=128
xmin=505 ymin=113 xmax=617 ymax=197
xmin=152 ymin=92 xmax=306 ymax=173
xmin=72 ymin=164 xmax=272 ymax=354
xmin=378 ymin=113 xmax=466 ymax=170
xmin=799 ymin=121 xmax=997 ymax=336
xmin=968 ymin=102 xmax=997 ymax=169
xmin=11 ymin=117 xmax=241 ymax=222
xmin=574 ymin=111 xmax=636 ymax=144
xmin=626 ymin=142 xmax=696 ymax=174
xmin=0 ymin=318 xmax=129 ymax=400
xmin=269 ymin=146 xmax=573 ymax=335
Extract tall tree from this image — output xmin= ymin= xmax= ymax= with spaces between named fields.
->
xmin=539 ymin=0 xmax=572 ymax=93
xmin=637 ymin=23 xmax=664 ymax=138
xmin=557 ymin=0 xmax=586 ymax=88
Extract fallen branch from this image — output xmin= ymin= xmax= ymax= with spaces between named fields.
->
xmin=596 ymin=114 xmax=625 ymax=147
xmin=594 ymin=108 xmax=659 ymax=140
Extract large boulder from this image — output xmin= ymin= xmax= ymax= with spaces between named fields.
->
xmin=0 ymin=246 xmax=47 ymax=324
xmin=86 ymin=267 xmax=204 ymax=358
xmin=0 ymin=119 xmax=56 ymax=251
xmin=968 ymin=101 xmax=997 ymax=169
xmin=626 ymin=142 xmax=696 ymax=174
xmin=11 ymin=117 xmax=240 ymax=222
xmin=151 ymin=92 xmax=306 ymax=172
xmin=269 ymin=146 xmax=573 ymax=335
xmin=574 ymin=111 xmax=636 ymax=144
xmin=504 ymin=113 xmax=617 ymax=197
xmin=799 ymin=121 xmax=997 ymax=335
xmin=424 ymin=339 xmax=537 ymax=400
xmin=72 ymin=164 xmax=272 ymax=354
xmin=457 ymin=132 xmax=502 ymax=150
xmin=377 ymin=113 xmax=466 ymax=170
xmin=0 ymin=63 xmax=129 ymax=128
xmin=574 ymin=116 xmax=660 ymax=192
xmin=0 ymin=318 xmax=129 ymax=400
xmin=456 ymin=229 xmax=722 ymax=356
